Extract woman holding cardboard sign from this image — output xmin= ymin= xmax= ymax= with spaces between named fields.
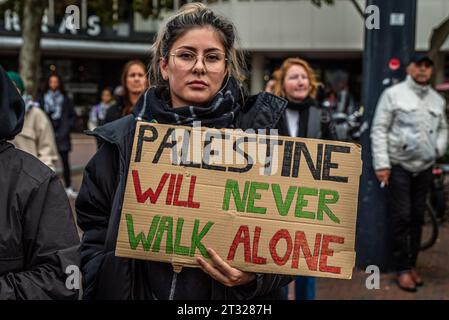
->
xmin=76 ymin=3 xmax=292 ymax=300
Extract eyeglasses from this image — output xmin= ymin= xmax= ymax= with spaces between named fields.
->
xmin=170 ymin=49 xmax=228 ymax=72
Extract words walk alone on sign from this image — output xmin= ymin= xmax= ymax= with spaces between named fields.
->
xmin=115 ymin=122 xmax=362 ymax=279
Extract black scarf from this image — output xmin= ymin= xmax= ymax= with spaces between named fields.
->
xmin=285 ymin=96 xmax=315 ymax=138
xmin=133 ymin=76 xmax=245 ymax=129
xmin=286 ymin=96 xmax=315 ymax=110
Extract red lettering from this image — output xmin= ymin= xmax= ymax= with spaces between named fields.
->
xmin=291 ymin=232 xmax=321 ymax=270
xmin=227 ymin=225 xmax=251 ymax=262
xmin=132 ymin=170 xmax=169 ymax=204
xmin=173 ymin=174 xmax=188 ymax=207
xmin=269 ymin=229 xmax=292 ymax=266
xmin=252 ymin=226 xmax=267 ymax=265
xmin=165 ymin=174 xmax=177 ymax=205
xmin=187 ymin=175 xmax=200 ymax=208
xmin=319 ymin=235 xmax=344 ymax=274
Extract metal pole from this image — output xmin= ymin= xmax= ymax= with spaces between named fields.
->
xmin=357 ymin=0 xmax=417 ymax=271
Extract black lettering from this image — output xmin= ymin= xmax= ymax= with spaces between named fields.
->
xmin=229 ymin=137 xmax=254 ymax=173
xmin=202 ymin=132 xmax=227 ymax=171
xmin=259 ymin=133 xmax=283 ymax=176
xmin=152 ymin=128 xmax=177 ymax=164
xmin=281 ymin=141 xmax=294 ymax=177
xmin=179 ymin=128 xmax=201 ymax=168
xmin=292 ymin=142 xmax=322 ymax=180
xmin=322 ymin=144 xmax=350 ymax=183
xmin=135 ymin=125 xmax=158 ymax=163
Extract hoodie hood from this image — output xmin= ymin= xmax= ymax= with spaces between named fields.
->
xmin=0 ymin=65 xmax=25 ymax=140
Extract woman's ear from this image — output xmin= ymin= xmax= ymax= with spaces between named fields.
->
xmin=160 ymin=57 xmax=169 ymax=81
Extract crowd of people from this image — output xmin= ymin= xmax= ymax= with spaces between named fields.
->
xmin=0 ymin=2 xmax=447 ymax=299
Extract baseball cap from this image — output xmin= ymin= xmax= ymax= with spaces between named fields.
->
xmin=408 ymin=52 xmax=434 ymax=66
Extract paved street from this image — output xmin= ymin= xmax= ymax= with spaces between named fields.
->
xmin=316 ymin=223 xmax=449 ymax=300
xmin=63 ymin=133 xmax=449 ymax=300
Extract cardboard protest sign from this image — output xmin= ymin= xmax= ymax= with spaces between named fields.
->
xmin=115 ymin=122 xmax=362 ymax=279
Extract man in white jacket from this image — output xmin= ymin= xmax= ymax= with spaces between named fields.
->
xmin=371 ymin=53 xmax=448 ymax=292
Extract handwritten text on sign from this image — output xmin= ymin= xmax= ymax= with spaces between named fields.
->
xmin=115 ymin=122 xmax=362 ymax=279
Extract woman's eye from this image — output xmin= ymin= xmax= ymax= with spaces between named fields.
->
xmin=178 ymin=52 xmax=195 ymax=60
xmin=205 ymin=54 xmax=221 ymax=62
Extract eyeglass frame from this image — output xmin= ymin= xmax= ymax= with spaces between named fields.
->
xmin=168 ymin=49 xmax=229 ymax=72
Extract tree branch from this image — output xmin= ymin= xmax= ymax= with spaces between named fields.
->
xmin=428 ymin=14 xmax=449 ymax=85
xmin=429 ymin=15 xmax=449 ymax=55
xmin=349 ymin=0 xmax=364 ymax=19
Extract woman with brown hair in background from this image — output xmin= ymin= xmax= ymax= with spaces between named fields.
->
xmin=104 ymin=60 xmax=149 ymax=123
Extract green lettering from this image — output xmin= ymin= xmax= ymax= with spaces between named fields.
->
xmin=190 ymin=219 xmax=214 ymax=257
xmin=318 ymin=189 xmax=340 ymax=223
xmin=247 ymin=182 xmax=268 ymax=214
xmin=174 ymin=217 xmax=190 ymax=256
xmin=272 ymin=184 xmax=297 ymax=216
xmin=295 ymin=187 xmax=317 ymax=219
xmin=126 ymin=214 xmax=160 ymax=251
xmin=222 ymin=179 xmax=249 ymax=212
xmin=152 ymin=216 xmax=174 ymax=253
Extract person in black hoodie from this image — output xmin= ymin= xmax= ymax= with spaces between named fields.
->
xmin=75 ymin=3 xmax=292 ymax=300
xmin=39 ymin=73 xmax=77 ymax=198
xmin=0 ymin=65 xmax=80 ymax=299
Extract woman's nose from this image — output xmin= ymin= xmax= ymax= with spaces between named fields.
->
xmin=192 ymin=57 xmax=207 ymax=74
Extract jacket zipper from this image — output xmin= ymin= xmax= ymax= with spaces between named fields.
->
xmin=168 ymin=272 xmax=178 ymax=300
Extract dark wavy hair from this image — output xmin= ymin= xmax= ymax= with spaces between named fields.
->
xmin=43 ymin=72 xmax=66 ymax=95
xmin=120 ymin=59 xmax=148 ymax=116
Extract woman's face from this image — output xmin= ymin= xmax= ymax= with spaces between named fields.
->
xmin=126 ymin=64 xmax=147 ymax=95
xmin=101 ymin=90 xmax=113 ymax=103
xmin=160 ymin=27 xmax=227 ymax=108
xmin=49 ymin=76 xmax=60 ymax=91
xmin=283 ymin=64 xmax=311 ymax=102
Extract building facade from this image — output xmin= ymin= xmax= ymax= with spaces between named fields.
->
xmin=1 ymin=0 xmax=448 ymax=130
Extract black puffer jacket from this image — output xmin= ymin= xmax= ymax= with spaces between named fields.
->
xmin=76 ymin=90 xmax=294 ymax=300
xmin=0 ymin=65 xmax=80 ymax=299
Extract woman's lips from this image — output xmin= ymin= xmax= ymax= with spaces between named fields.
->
xmin=188 ymin=81 xmax=208 ymax=89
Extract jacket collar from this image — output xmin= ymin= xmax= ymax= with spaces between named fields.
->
xmin=406 ymin=75 xmax=430 ymax=98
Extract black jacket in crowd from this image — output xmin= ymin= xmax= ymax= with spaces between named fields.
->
xmin=76 ymin=92 xmax=294 ymax=300
xmin=39 ymin=93 xmax=76 ymax=153
xmin=276 ymin=98 xmax=337 ymax=140
xmin=104 ymin=97 xmax=128 ymax=124
xmin=0 ymin=66 xmax=80 ymax=299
